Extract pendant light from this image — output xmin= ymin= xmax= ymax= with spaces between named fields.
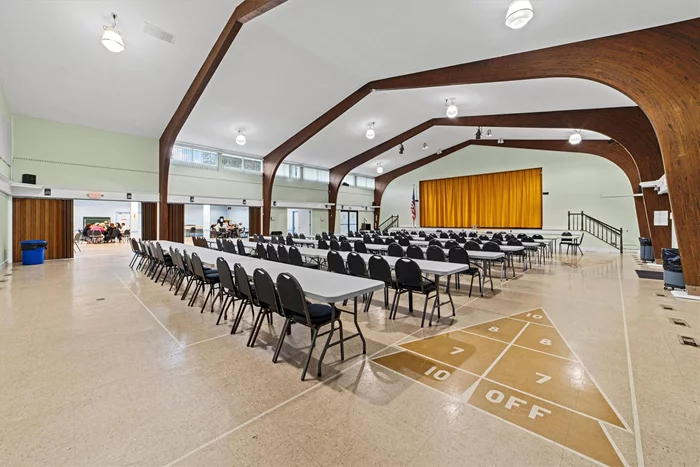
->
xmin=366 ymin=122 xmax=375 ymax=140
xmin=569 ymin=130 xmax=582 ymax=145
xmin=102 ymin=13 xmax=125 ymax=53
xmin=445 ymin=98 xmax=458 ymax=118
xmin=236 ymin=130 xmax=247 ymax=146
xmin=505 ymin=0 xmax=534 ymax=30
xmin=376 ymin=164 xmax=384 ymax=174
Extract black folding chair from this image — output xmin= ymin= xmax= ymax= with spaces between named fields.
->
xmin=216 ymin=257 xmax=242 ymax=325
xmin=289 ymin=246 xmax=320 ymax=269
xmin=448 ymin=247 xmax=482 ymax=297
xmin=393 ymin=258 xmax=438 ymax=327
xmin=388 ymin=243 xmax=404 ymax=258
xmin=266 ymin=243 xmax=280 ymax=262
xmin=274 ymin=273 xmax=344 ymax=380
xmin=406 ymin=245 xmax=424 ymax=260
xmin=354 ymin=241 xmax=367 ymax=253
xmin=231 ymin=264 xmax=258 ymax=335
xmin=248 ymin=268 xmax=280 ymax=347
xmin=277 ymin=245 xmax=290 ymax=263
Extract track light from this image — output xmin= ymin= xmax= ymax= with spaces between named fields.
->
xmin=486 ymin=129 xmax=492 ymax=138
xmin=102 ymin=13 xmax=125 ymax=53
xmin=437 ymin=148 xmax=443 ymax=155
xmin=445 ymin=98 xmax=458 ymax=118
xmin=505 ymin=0 xmax=534 ymax=30
xmin=569 ymin=130 xmax=582 ymax=145
xmin=399 ymin=143 xmax=404 ymax=155
xmin=498 ymin=138 xmax=504 ymax=144
xmin=366 ymin=122 xmax=375 ymax=140
xmin=475 ymin=127 xmax=482 ymax=140
xmin=422 ymin=142 xmax=428 ymax=150
xmin=376 ymin=164 xmax=384 ymax=174
xmin=236 ymin=130 xmax=246 ymax=146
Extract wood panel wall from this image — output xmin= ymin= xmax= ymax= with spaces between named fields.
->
xmin=167 ymin=204 xmax=185 ymax=243
xmin=141 ymin=202 xmax=158 ymax=241
xmin=248 ymin=207 xmax=262 ymax=236
xmin=12 ymin=198 xmax=74 ymax=263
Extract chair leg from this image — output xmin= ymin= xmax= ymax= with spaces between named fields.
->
xmin=337 ymin=318 xmax=345 ymax=361
xmin=273 ymin=318 xmax=291 ymax=363
xmin=383 ymin=286 xmax=388 ymax=306
xmin=469 ymin=274 xmax=475 ymax=298
xmin=188 ymin=282 xmax=202 ymax=306
xmin=420 ymin=293 xmax=430 ymax=327
xmin=247 ymin=308 xmax=266 ymax=347
xmin=389 ymin=289 xmax=400 ymax=319
xmin=302 ymin=327 xmax=319 ymax=381
xmin=317 ymin=320 xmax=336 ymax=378
xmin=216 ymin=296 xmax=232 ymax=325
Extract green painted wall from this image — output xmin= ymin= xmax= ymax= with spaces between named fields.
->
xmin=12 ymin=115 xmax=158 ymax=192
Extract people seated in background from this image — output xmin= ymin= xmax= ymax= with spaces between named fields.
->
xmin=82 ymin=223 xmax=92 ymax=238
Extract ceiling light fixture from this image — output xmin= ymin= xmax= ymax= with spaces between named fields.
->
xmin=505 ymin=0 xmax=534 ymax=30
xmin=422 ymin=142 xmax=428 ymax=150
xmin=399 ymin=143 xmax=405 ymax=155
xmin=498 ymin=138 xmax=504 ymax=144
xmin=366 ymin=122 xmax=375 ymax=140
xmin=569 ymin=130 xmax=582 ymax=145
xmin=437 ymin=148 xmax=443 ymax=155
xmin=102 ymin=13 xmax=125 ymax=53
xmin=236 ymin=130 xmax=247 ymax=146
xmin=445 ymin=98 xmax=459 ymax=118
xmin=475 ymin=127 xmax=482 ymax=140
xmin=376 ymin=164 xmax=384 ymax=174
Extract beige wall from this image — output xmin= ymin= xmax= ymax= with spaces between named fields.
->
xmin=0 ymin=78 xmax=11 ymax=266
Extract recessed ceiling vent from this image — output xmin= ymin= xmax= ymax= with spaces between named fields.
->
xmin=143 ymin=22 xmax=176 ymax=44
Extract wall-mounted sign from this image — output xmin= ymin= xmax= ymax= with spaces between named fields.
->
xmin=190 ymin=196 xmax=195 ymax=203
xmin=242 ymin=199 xmax=247 ymax=205
xmin=126 ymin=193 xmax=132 ymax=200
xmin=273 ymin=201 xmax=277 ymax=207
xmin=44 ymin=188 xmax=51 ymax=196
xmin=87 ymin=192 xmax=102 ymax=199
xmin=654 ymin=210 xmax=669 ymax=226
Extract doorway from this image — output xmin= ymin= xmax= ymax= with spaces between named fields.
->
xmin=340 ymin=210 xmax=358 ymax=234
xmin=287 ymin=209 xmax=311 ymax=236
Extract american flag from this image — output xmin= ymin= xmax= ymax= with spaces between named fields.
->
xmin=410 ymin=187 xmax=416 ymax=224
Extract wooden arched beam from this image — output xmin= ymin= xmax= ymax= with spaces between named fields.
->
xmin=158 ymin=0 xmax=287 ymax=240
xmin=263 ymin=18 xmax=699 ymax=292
xmin=373 ymin=140 xmax=648 ymax=239
xmin=331 ymin=107 xmax=668 ymax=259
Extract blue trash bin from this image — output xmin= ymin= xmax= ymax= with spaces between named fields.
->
xmin=20 ymin=240 xmax=48 ymax=265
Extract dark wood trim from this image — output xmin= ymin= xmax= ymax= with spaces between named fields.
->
xmin=159 ymin=0 xmax=287 ymax=240
xmin=261 ymin=19 xmax=700 ymax=290
xmin=12 ymin=198 xmax=74 ymax=262
xmin=141 ymin=202 xmax=158 ymax=241
xmin=167 ymin=204 xmax=185 ymax=244
xmin=262 ymin=85 xmax=372 ymax=234
xmin=248 ymin=207 xmax=262 ymax=236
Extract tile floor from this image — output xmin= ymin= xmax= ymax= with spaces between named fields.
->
xmin=0 ymin=243 xmax=698 ymax=466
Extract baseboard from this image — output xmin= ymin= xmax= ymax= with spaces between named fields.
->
xmin=0 ymin=259 xmax=7 ymax=272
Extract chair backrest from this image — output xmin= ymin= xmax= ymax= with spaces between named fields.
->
xmin=327 ymin=250 xmax=347 ymax=274
xmin=339 ymin=235 xmax=347 ymax=242
xmin=347 ymin=231 xmax=355 ymax=238
xmin=507 ymin=238 xmax=523 ymax=246
xmin=237 ymin=239 xmax=247 ymax=255
xmin=190 ymin=253 xmax=207 ymax=280
xmin=216 ymin=257 xmax=237 ymax=292
xmin=368 ymin=255 xmax=392 ymax=285
xmin=182 ymin=250 xmax=193 ymax=274
xmin=288 ymin=246 xmax=304 ymax=267
xmin=483 ymin=241 xmax=502 ymax=252
xmin=455 ymin=236 xmax=466 ymax=244
xmin=439 ymin=232 xmax=448 ymax=239
xmin=387 ymin=243 xmax=404 ymax=258
xmin=479 ymin=235 xmax=490 ymax=241
xmin=398 ymin=237 xmax=410 ymax=247
xmin=418 ymin=231 xmax=426 ymax=237
xmin=449 ymin=233 xmax=459 ymax=239
xmin=395 ymin=258 xmax=424 ymax=289
xmin=426 ymin=245 xmax=446 ymax=262
xmin=354 ymin=240 xmax=367 ymax=254
xmin=464 ymin=241 xmax=481 ymax=251
xmin=384 ymin=237 xmax=396 ymax=245
xmin=225 ymin=239 xmax=237 ymax=254
xmin=444 ymin=240 xmax=458 ymax=249
xmin=299 ymin=233 xmax=306 ymax=239
xmin=468 ymin=232 xmax=477 ymax=238
xmin=428 ymin=239 xmax=443 ymax=248
xmin=277 ymin=245 xmax=289 ymax=263
xmin=266 ymin=243 xmax=279 ymax=262
xmin=363 ymin=235 xmax=372 ymax=243
xmin=340 ymin=241 xmax=353 ymax=251
xmin=330 ymin=239 xmax=341 ymax=251
xmin=448 ymin=246 xmax=470 ymax=264
xmin=517 ymin=233 xmax=526 ymax=239
xmin=347 ymin=252 xmax=367 ymax=277
xmin=315 ymin=234 xmax=322 ymax=240
xmin=234 ymin=263 xmax=254 ymax=302
xmin=505 ymin=234 xmax=516 ymax=241
xmin=293 ymin=233 xmax=299 ymax=239
xmin=373 ymin=237 xmax=384 ymax=245
xmin=492 ymin=233 xmax=503 ymax=241
xmin=256 ymin=243 xmax=268 ymax=260
xmin=276 ymin=273 xmax=310 ymax=323
xmin=406 ymin=244 xmax=425 ymax=260
xmin=270 ymin=236 xmax=278 ymax=245
xmin=522 ymin=236 xmax=534 ymax=243
xmin=322 ymin=232 xmax=330 ymax=240
xmin=254 ymin=268 xmax=281 ymax=315
xmin=130 ymin=238 xmax=140 ymax=253
xmin=532 ymin=234 xmax=543 ymax=239
xmin=318 ymin=239 xmax=329 ymax=250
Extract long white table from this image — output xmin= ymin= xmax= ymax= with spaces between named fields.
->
xmin=158 ymin=241 xmax=385 ymax=364
xmin=294 ymin=248 xmax=475 ymax=326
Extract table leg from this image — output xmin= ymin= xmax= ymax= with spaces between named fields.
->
xmin=446 ymin=274 xmax=455 ymax=316
xmin=354 ymin=297 xmax=367 ymax=354
xmin=434 ymin=274 xmax=441 ymax=318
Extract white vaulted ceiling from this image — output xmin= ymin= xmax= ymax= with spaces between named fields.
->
xmin=0 ymin=0 xmax=697 ymax=169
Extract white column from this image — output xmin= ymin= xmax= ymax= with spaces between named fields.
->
xmin=130 ymin=202 xmax=140 ymax=239
xmin=202 ymin=205 xmax=211 ymax=237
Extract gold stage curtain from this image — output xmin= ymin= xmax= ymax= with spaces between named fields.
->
xmin=419 ymin=168 xmax=542 ymax=228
